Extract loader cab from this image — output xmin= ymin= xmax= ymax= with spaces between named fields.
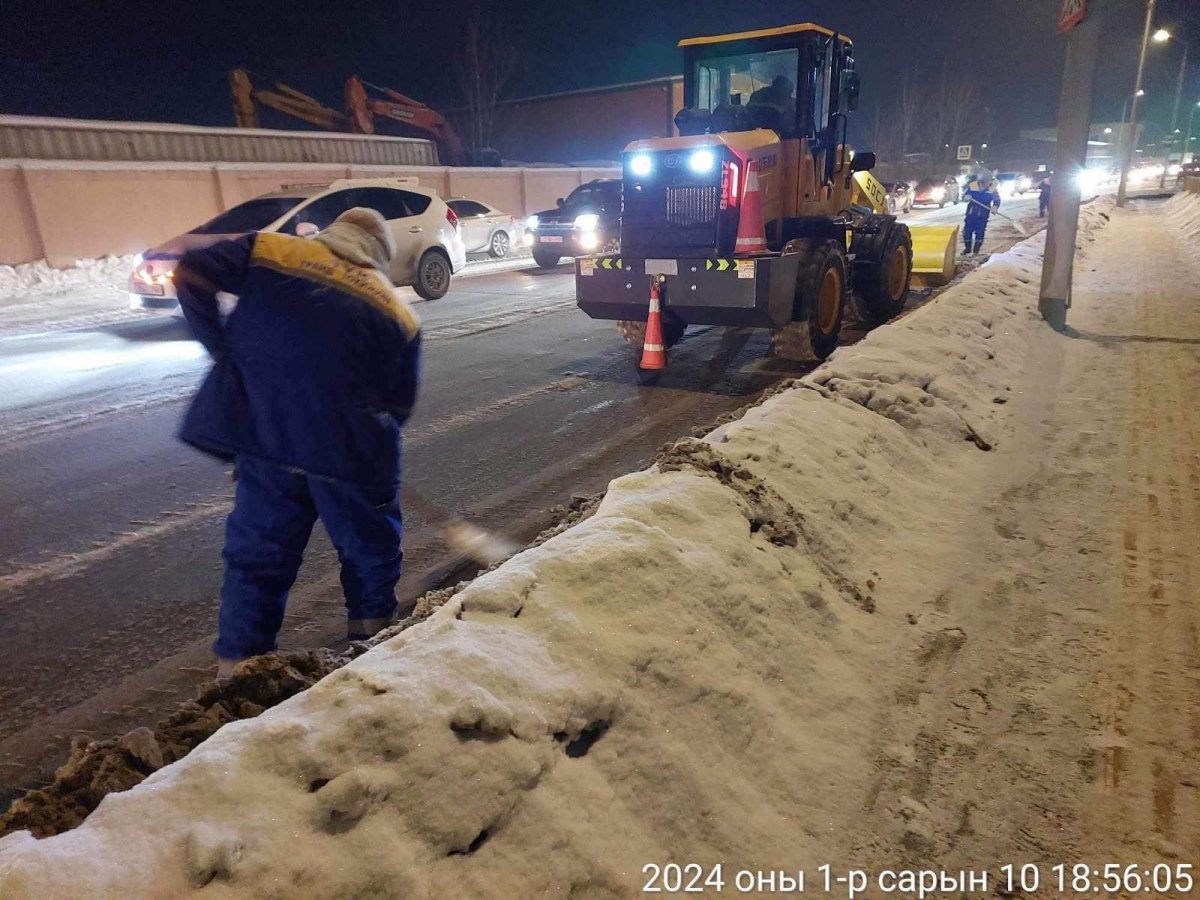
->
xmin=678 ymin=24 xmax=856 ymax=145
xmin=676 ymin=24 xmax=859 ymax=219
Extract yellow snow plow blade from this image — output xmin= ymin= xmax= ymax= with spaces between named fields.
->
xmin=909 ymin=225 xmax=959 ymax=286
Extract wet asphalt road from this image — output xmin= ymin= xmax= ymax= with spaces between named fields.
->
xmin=0 ymin=196 xmax=1042 ymax=803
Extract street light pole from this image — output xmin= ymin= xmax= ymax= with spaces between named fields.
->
xmin=1117 ymin=0 xmax=1156 ymax=207
xmin=1183 ymin=101 xmax=1200 ymax=170
xmin=1159 ymin=37 xmax=1189 ymax=188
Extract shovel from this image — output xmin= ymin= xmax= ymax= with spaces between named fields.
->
xmin=967 ymin=196 xmax=1029 ymax=238
xmin=401 ymin=487 xmax=520 ymax=568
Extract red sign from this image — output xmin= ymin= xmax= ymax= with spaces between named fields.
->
xmin=1057 ymin=0 xmax=1087 ymax=34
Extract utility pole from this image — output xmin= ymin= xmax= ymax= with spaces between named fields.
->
xmin=1040 ymin=0 xmax=1107 ymax=331
xmin=1117 ymin=0 xmax=1156 ymax=207
xmin=1158 ymin=36 xmax=1189 ymax=188
xmin=1184 ymin=101 xmax=1200 ymax=169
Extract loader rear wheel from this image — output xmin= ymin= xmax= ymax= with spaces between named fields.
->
xmin=854 ymin=221 xmax=913 ymax=325
xmin=617 ymin=318 xmax=686 ymax=349
xmin=770 ymin=239 xmax=847 ymax=363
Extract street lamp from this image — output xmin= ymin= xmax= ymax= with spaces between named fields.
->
xmin=1151 ymin=27 xmax=1191 ymax=187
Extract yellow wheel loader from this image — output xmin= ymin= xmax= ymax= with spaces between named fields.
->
xmin=575 ymin=23 xmax=958 ymax=364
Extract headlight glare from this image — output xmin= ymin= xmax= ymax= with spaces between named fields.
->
xmin=574 ymin=213 xmax=599 ymax=230
xmin=525 ymin=215 xmax=539 ymax=230
xmin=689 ymin=149 xmax=716 ymax=173
xmin=630 ymin=154 xmax=652 ymax=177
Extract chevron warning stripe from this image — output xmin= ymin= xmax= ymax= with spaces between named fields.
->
xmin=598 ymin=258 xmax=624 ymax=270
xmin=705 ymin=259 xmax=734 ymax=271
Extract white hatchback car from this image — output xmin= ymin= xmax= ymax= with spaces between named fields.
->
xmin=129 ymin=178 xmax=467 ymax=308
xmin=446 ymin=198 xmax=522 ymax=258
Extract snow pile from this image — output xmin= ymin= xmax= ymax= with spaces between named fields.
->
xmin=0 ymin=200 xmax=1115 ymax=898
xmin=1162 ymin=190 xmax=1200 ymax=241
xmin=0 ymin=255 xmax=138 ymax=302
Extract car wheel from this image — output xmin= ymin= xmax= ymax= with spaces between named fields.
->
xmin=413 ymin=250 xmax=452 ymax=300
xmin=532 ymin=248 xmax=561 ymax=269
xmin=488 ymin=230 xmax=510 ymax=258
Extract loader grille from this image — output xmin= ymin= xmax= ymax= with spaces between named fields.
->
xmin=666 ymin=185 xmax=719 ymax=227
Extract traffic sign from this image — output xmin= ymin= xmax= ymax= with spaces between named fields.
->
xmin=956 ymin=144 xmax=972 ymax=161
xmin=1057 ymin=0 xmax=1087 ymax=34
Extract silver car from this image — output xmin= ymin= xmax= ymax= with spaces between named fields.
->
xmin=446 ymin=198 xmax=522 ymax=258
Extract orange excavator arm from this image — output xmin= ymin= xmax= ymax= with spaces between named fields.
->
xmin=345 ymin=75 xmax=465 ymax=165
xmin=230 ymin=68 xmax=349 ymax=132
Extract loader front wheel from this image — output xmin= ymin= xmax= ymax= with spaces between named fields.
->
xmin=854 ymin=221 xmax=913 ymax=325
xmin=770 ymin=239 xmax=846 ymax=363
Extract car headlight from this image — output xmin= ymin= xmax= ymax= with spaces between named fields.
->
xmin=688 ymin=149 xmax=716 ymax=173
xmin=578 ymin=231 xmax=600 ymax=250
xmin=574 ymin=213 xmax=599 ymax=230
xmin=932 ymin=187 xmax=946 ymax=200
xmin=525 ymin=215 xmax=539 ymax=230
xmin=133 ymin=265 xmax=174 ymax=285
xmin=629 ymin=153 xmax=652 ymax=177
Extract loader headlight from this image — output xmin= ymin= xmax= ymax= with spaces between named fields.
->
xmin=578 ymin=231 xmax=600 ymax=250
xmin=525 ymin=214 xmax=539 ymax=230
xmin=688 ymin=149 xmax=716 ymax=173
xmin=629 ymin=153 xmax=653 ymax=177
xmin=574 ymin=213 xmax=599 ymax=230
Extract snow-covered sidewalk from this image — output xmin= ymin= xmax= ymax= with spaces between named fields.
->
xmin=6 ymin=194 xmax=1200 ymax=898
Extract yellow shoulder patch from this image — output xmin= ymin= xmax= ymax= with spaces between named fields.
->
xmin=250 ymin=232 xmax=420 ymax=338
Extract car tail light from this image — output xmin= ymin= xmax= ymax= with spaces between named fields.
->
xmin=445 ymin=207 xmax=460 ymax=231
xmin=721 ymin=160 xmax=741 ymax=210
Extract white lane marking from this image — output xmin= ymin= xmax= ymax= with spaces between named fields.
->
xmin=0 ymin=499 xmax=231 ymax=600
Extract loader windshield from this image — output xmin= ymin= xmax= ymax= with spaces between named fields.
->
xmin=693 ymin=48 xmax=799 ymax=131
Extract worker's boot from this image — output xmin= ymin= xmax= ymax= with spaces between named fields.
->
xmin=347 ymin=617 xmax=394 ymax=642
xmin=216 ymin=656 xmax=249 ymax=681
xmin=972 ymin=241 xmax=982 ymax=255
xmin=963 ymin=240 xmax=973 ymax=256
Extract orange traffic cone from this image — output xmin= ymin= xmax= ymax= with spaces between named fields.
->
xmin=639 ymin=280 xmax=667 ymax=370
xmin=735 ymin=159 xmax=768 ymax=254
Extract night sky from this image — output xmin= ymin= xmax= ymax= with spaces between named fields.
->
xmin=3 ymin=0 xmax=1198 ymax=145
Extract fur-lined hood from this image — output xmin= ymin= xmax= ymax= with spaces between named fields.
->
xmin=314 ymin=222 xmax=391 ymax=272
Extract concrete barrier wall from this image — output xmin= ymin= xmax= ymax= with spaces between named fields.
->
xmin=0 ymin=161 xmax=619 ymax=266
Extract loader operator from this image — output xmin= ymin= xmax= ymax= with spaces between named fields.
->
xmin=962 ymin=170 xmax=1002 ymax=255
xmin=748 ymin=75 xmax=796 ymax=122
xmin=173 ymin=208 xmax=421 ymax=680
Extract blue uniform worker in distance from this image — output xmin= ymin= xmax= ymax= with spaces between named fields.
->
xmin=173 ymin=208 xmax=421 ymax=680
xmin=962 ymin=170 xmax=1002 ymax=255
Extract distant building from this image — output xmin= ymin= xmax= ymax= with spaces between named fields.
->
xmin=449 ymin=77 xmax=684 ymax=166
xmin=986 ymin=122 xmax=1139 ymax=173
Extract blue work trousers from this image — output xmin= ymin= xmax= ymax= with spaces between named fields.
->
xmin=214 ymin=456 xmax=402 ymax=659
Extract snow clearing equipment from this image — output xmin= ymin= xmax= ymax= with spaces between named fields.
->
xmin=401 ymin=487 xmax=518 ymax=568
xmin=966 ymin=196 xmax=1030 ymax=238
xmin=575 ymin=23 xmax=959 ymax=363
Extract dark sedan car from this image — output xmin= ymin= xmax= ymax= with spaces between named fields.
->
xmin=913 ymin=176 xmax=962 ymax=208
xmin=525 ymin=178 xmax=621 ymax=269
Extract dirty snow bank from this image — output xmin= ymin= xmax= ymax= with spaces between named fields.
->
xmin=0 ymin=200 xmax=1115 ymax=898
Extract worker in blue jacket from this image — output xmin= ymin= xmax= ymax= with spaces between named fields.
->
xmin=174 ymin=208 xmax=421 ymax=679
xmin=962 ymin=171 xmax=1002 ymax=255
